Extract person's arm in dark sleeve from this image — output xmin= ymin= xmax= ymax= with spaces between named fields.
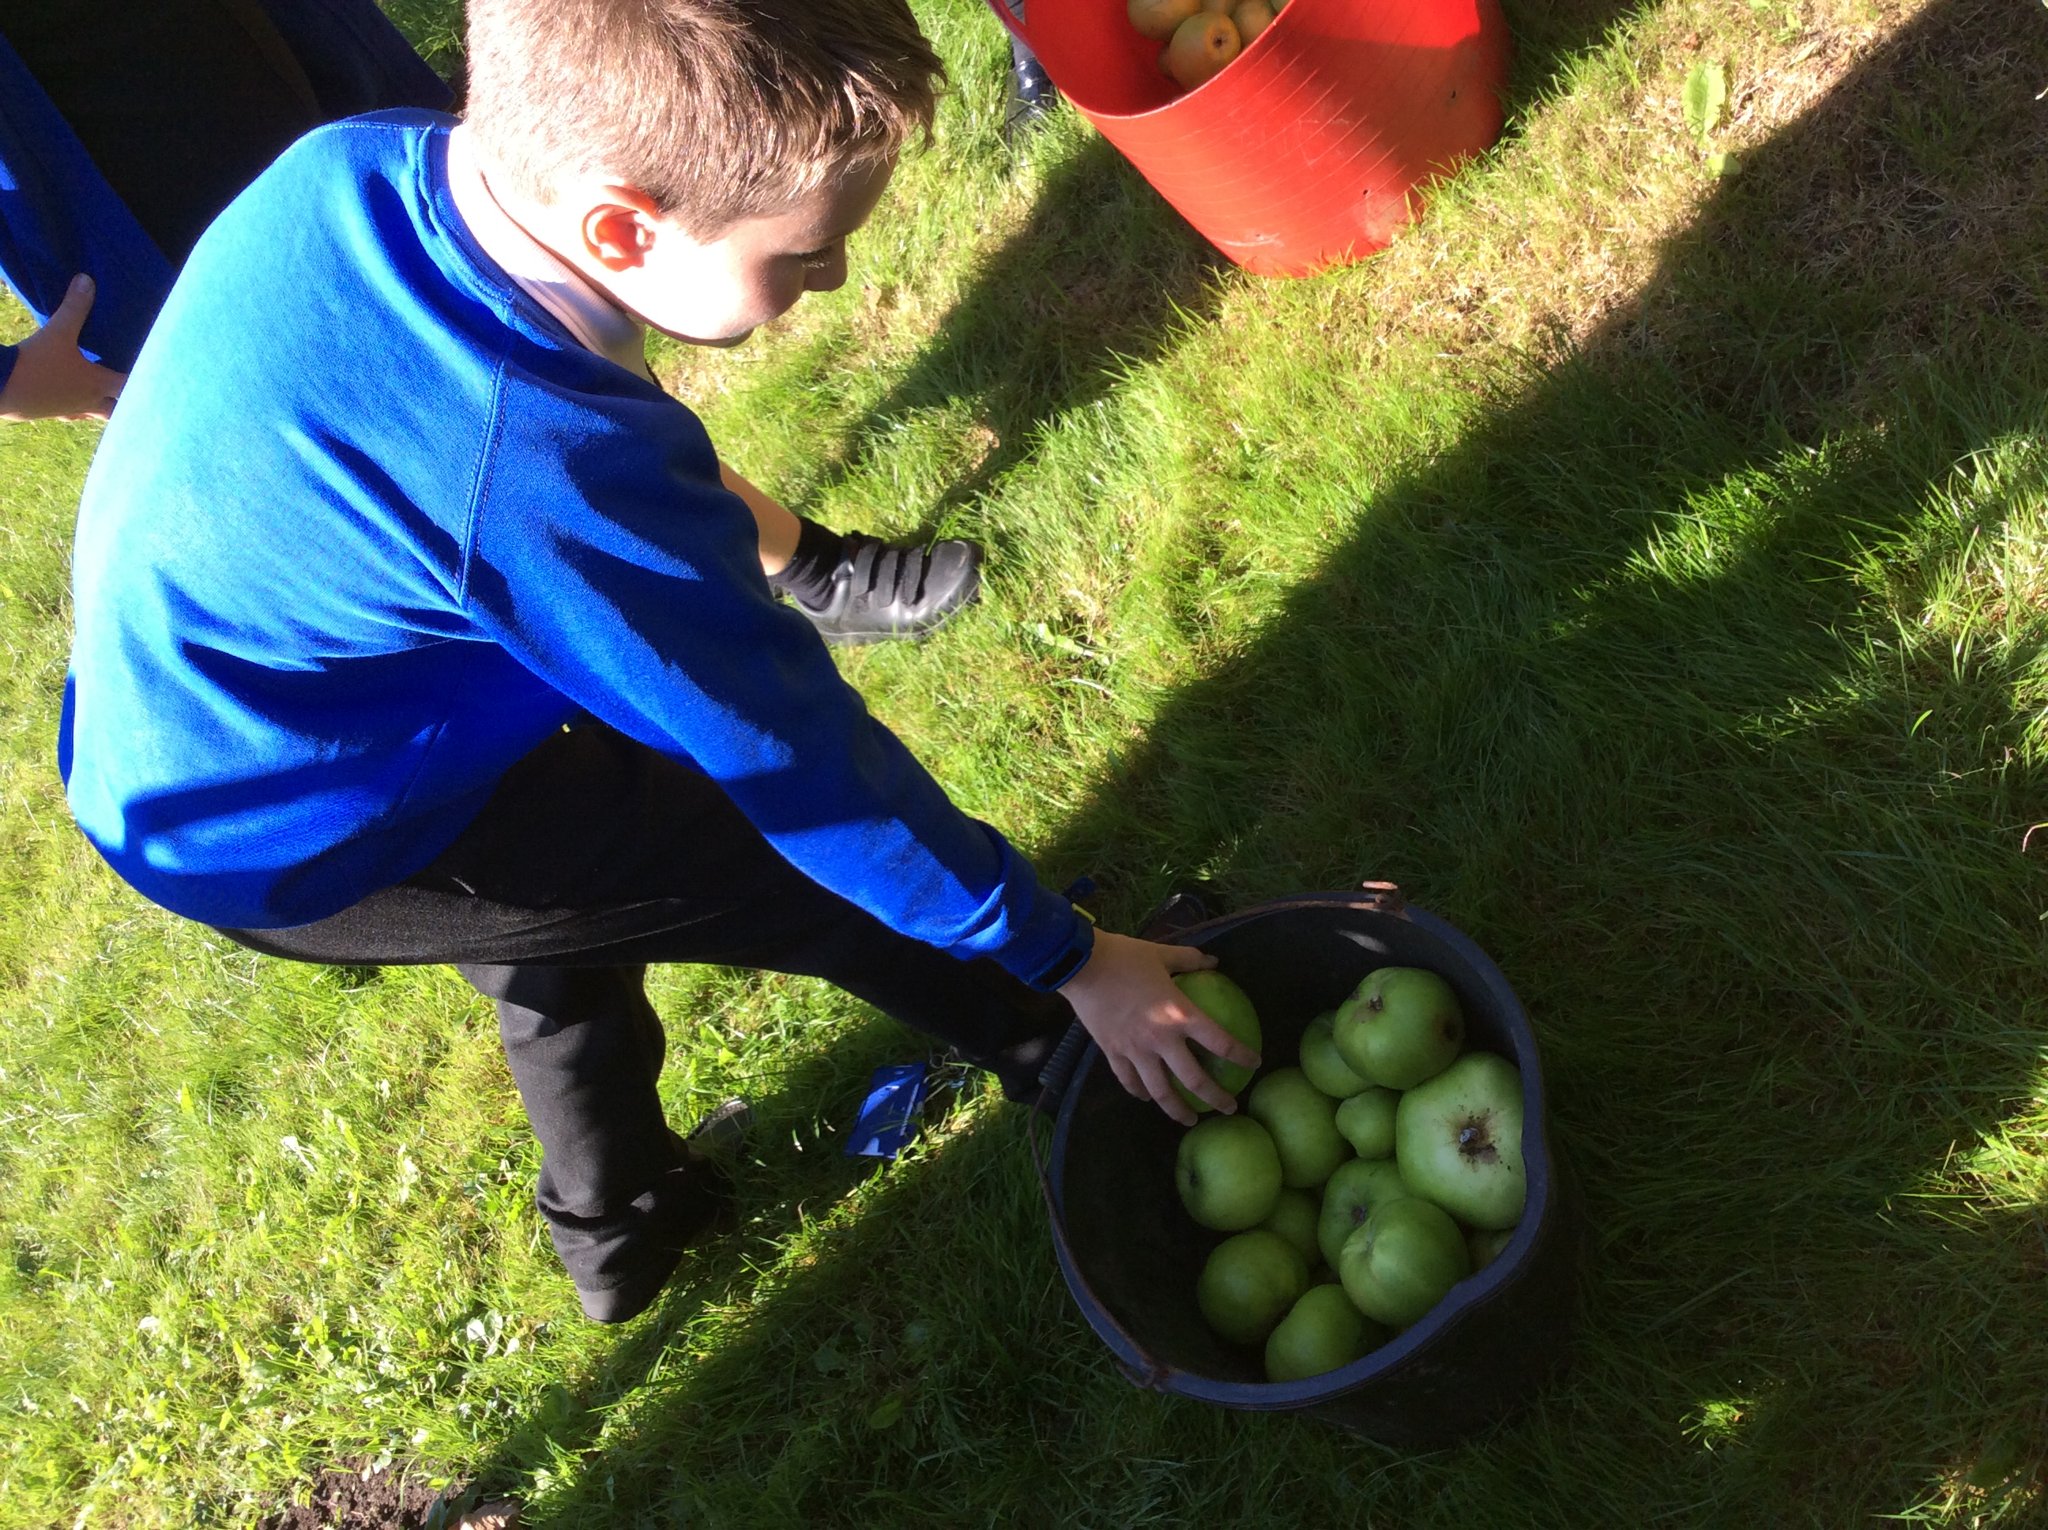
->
xmin=0 ymin=31 xmax=174 ymax=375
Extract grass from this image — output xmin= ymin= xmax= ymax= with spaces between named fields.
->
xmin=4 ymin=0 xmax=2047 ymax=1523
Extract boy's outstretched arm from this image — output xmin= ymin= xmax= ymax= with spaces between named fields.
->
xmin=0 ymin=275 xmax=125 ymax=422
xmin=1057 ymin=930 xmax=1261 ymax=1126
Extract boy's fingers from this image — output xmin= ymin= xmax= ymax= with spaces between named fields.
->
xmin=1158 ymin=1034 xmax=1239 ymax=1115
xmin=1155 ymin=942 xmax=1217 ymax=974
xmin=1178 ymin=1006 xmax=1261 ymax=1073
xmin=1105 ymin=1052 xmax=1146 ymax=1103
xmin=1136 ymin=1054 xmax=1198 ymax=1127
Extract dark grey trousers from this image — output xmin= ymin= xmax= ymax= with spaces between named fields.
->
xmin=223 ymin=722 xmax=1071 ymax=1317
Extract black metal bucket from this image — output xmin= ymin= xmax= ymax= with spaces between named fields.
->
xmin=1032 ymin=885 xmax=1577 ymax=1446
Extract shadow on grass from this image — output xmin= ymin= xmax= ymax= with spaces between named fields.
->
xmin=457 ymin=0 xmax=2048 ymax=1521
xmin=793 ymin=132 xmax=1230 ymax=534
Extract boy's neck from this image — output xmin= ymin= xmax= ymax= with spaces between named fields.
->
xmin=445 ymin=125 xmax=650 ymax=379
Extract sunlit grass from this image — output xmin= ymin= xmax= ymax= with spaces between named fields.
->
xmin=5 ymin=0 xmax=2048 ymax=1523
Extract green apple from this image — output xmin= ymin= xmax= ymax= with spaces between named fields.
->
xmin=1257 ymin=1187 xmax=1321 ymax=1266
xmin=1394 ymin=1051 xmax=1526 ymax=1230
xmin=1339 ymin=1196 xmax=1471 ymax=1328
xmin=1467 ymin=1225 xmax=1515 ymax=1272
xmin=1175 ymin=1114 xmax=1282 ymax=1231
xmin=1171 ymin=970 xmax=1262 ymax=1113
xmin=1298 ymin=1011 xmax=1370 ymax=1098
xmin=1263 ymin=1282 xmax=1385 ymax=1382
xmin=1246 ymin=1067 xmax=1349 ymax=1189
xmin=1333 ymin=1087 xmax=1398 ymax=1159
xmin=1197 ymin=1229 xmax=1308 ymax=1346
xmin=1316 ymin=1156 xmax=1411 ymax=1269
xmin=1332 ymin=966 xmax=1465 ymax=1090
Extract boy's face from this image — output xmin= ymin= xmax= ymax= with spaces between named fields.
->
xmin=583 ymin=157 xmax=896 ymax=348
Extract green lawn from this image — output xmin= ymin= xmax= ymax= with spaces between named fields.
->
xmin=3 ymin=0 xmax=2045 ymax=1523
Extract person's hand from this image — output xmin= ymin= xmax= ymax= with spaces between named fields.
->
xmin=1057 ymin=929 xmax=1261 ymax=1126
xmin=0 ymin=275 xmax=126 ymax=423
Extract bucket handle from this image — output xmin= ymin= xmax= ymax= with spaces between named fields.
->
xmin=1026 ymin=881 xmax=1409 ymax=1391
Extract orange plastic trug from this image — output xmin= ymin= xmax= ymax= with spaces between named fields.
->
xmin=992 ymin=0 xmax=1510 ymax=277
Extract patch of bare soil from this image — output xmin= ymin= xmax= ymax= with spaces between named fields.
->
xmin=255 ymin=1465 xmax=516 ymax=1530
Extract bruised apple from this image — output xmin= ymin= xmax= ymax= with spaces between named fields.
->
xmin=1395 ymin=1051 xmax=1527 ymax=1230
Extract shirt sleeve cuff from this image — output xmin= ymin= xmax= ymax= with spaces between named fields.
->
xmin=1021 ymin=905 xmax=1096 ymax=992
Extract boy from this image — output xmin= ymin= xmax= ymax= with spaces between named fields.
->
xmin=1 ymin=2 xmax=950 ymax=644
xmin=61 ymin=0 xmax=1256 ymax=1325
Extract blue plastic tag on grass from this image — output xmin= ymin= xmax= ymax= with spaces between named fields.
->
xmin=845 ymin=1062 xmax=930 ymax=1159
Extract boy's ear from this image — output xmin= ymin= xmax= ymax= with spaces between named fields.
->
xmin=580 ymin=186 xmax=664 ymax=272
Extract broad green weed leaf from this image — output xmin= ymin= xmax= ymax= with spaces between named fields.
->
xmin=812 ymin=1343 xmax=848 ymax=1373
xmin=1683 ymin=59 xmax=1728 ymax=142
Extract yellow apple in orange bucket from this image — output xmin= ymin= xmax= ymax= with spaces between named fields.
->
xmin=1129 ymin=0 xmax=1202 ymax=40
xmin=1233 ymin=0 xmax=1275 ymax=43
xmin=1165 ymin=12 xmax=1240 ymax=89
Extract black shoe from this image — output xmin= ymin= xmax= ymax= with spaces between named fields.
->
xmin=795 ymin=533 xmax=982 ymax=646
xmin=1003 ymin=36 xmax=1058 ymax=144
xmin=681 ymin=1096 xmax=753 ymax=1163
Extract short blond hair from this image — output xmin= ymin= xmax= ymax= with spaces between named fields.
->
xmin=465 ymin=0 xmax=945 ymax=236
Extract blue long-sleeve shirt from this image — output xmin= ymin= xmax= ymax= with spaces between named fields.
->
xmin=61 ymin=112 xmax=1092 ymax=990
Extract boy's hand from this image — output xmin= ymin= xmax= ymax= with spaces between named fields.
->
xmin=0 ymin=276 xmax=126 ymax=423
xmin=1057 ymin=929 xmax=1261 ymax=1126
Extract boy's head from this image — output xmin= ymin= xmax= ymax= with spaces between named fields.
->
xmin=464 ymin=0 xmax=946 ymax=345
